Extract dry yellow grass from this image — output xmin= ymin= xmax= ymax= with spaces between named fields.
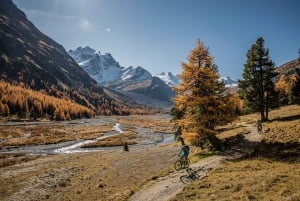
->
xmin=216 ymin=125 xmax=249 ymax=140
xmin=0 ymin=145 xmax=179 ymax=201
xmin=82 ymin=130 xmax=138 ymax=148
xmin=0 ymin=153 xmax=41 ymax=168
xmin=170 ymin=159 xmax=300 ymax=201
xmin=0 ymin=125 xmax=75 ymax=147
xmin=116 ymin=115 xmax=175 ymax=133
xmin=170 ymin=105 xmax=300 ymax=201
xmin=0 ymin=123 xmax=114 ymax=147
xmin=262 ymin=105 xmax=300 ymax=144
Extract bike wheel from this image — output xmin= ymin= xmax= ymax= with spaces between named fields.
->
xmin=174 ymin=160 xmax=182 ymax=171
xmin=180 ymin=175 xmax=192 ymax=184
xmin=184 ymin=158 xmax=190 ymax=168
xmin=192 ymin=172 xmax=200 ymax=180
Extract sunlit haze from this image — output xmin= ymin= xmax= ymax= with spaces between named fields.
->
xmin=13 ymin=0 xmax=300 ymax=80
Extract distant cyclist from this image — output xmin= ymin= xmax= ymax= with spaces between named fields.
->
xmin=255 ymin=120 xmax=262 ymax=134
xmin=179 ymin=145 xmax=190 ymax=160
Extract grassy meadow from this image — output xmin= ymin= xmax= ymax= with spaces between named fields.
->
xmin=170 ymin=105 xmax=300 ymax=201
xmin=0 ymin=123 xmax=114 ymax=148
xmin=0 ymin=106 xmax=299 ymax=201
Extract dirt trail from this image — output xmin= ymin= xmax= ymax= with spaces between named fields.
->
xmin=128 ymin=122 xmax=262 ymax=201
xmin=128 ymin=155 xmax=226 ymax=201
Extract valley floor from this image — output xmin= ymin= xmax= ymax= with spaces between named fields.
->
xmin=1 ymin=105 xmax=300 ymax=201
xmin=0 ymin=145 xmax=179 ymax=201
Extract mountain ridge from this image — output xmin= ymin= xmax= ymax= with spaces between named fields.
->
xmin=68 ymin=46 xmax=176 ymax=107
xmin=0 ymin=0 xmax=156 ymax=116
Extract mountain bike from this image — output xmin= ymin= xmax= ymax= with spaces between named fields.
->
xmin=174 ymin=157 xmax=190 ymax=171
xmin=180 ymin=166 xmax=213 ymax=184
xmin=180 ymin=168 xmax=200 ymax=183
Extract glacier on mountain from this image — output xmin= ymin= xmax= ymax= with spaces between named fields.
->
xmin=68 ymin=46 xmax=123 ymax=83
xmin=219 ymin=76 xmax=238 ymax=87
xmin=155 ymin=72 xmax=179 ymax=87
xmin=68 ymin=46 xmax=154 ymax=84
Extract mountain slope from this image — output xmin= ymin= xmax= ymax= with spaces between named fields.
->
xmin=274 ymin=58 xmax=300 ymax=81
xmin=68 ymin=47 xmax=124 ymax=83
xmin=155 ymin=72 xmax=179 ymax=87
xmin=68 ymin=47 xmax=175 ymax=107
xmin=0 ymin=0 xmax=154 ymax=115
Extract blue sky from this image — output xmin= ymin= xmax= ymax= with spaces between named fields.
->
xmin=13 ymin=0 xmax=300 ymax=80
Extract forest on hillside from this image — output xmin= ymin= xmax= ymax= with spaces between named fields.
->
xmin=0 ymin=80 xmax=160 ymax=120
xmin=0 ymin=81 xmax=94 ymax=120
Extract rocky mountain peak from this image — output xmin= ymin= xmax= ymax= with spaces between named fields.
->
xmin=155 ymin=72 xmax=179 ymax=87
xmin=68 ymin=47 xmax=175 ymax=107
xmin=0 ymin=0 xmax=156 ymax=115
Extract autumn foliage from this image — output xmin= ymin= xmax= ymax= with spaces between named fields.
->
xmin=172 ymin=40 xmax=237 ymax=149
xmin=0 ymin=81 xmax=94 ymax=120
xmin=275 ymin=73 xmax=299 ymax=105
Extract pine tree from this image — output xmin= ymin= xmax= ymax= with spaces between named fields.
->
xmin=172 ymin=40 xmax=236 ymax=150
xmin=238 ymin=37 xmax=278 ymax=121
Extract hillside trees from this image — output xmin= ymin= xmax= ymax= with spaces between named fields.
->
xmin=172 ymin=40 xmax=237 ymax=150
xmin=0 ymin=81 xmax=94 ymax=120
xmin=275 ymin=74 xmax=297 ymax=105
xmin=238 ymin=37 xmax=278 ymax=121
xmin=289 ymin=68 xmax=300 ymax=104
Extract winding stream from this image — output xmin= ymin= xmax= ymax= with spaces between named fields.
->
xmin=54 ymin=123 xmax=124 ymax=154
xmin=0 ymin=119 xmax=174 ymax=154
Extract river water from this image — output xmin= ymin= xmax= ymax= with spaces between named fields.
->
xmin=0 ymin=117 xmax=174 ymax=154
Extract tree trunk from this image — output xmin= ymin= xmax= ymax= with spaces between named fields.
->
xmin=265 ymin=94 xmax=269 ymax=121
xmin=260 ymin=109 xmax=265 ymax=122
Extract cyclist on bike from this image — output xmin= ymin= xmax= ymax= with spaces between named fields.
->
xmin=179 ymin=145 xmax=190 ymax=160
xmin=174 ymin=145 xmax=190 ymax=170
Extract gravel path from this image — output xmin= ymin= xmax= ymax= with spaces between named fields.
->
xmin=128 ymin=155 xmax=226 ymax=201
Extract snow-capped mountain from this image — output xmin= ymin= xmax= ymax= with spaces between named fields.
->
xmin=155 ymin=73 xmax=237 ymax=88
xmin=121 ymin=66 xmax=152 ymax=82
xmin=68 ymin=46 xmax=123 ymax=83
xmin=219 ymin=76 xmax=238 ymax=87
xmin=155 ymin=72 xmax=179 ymax=87
xmin=68 ymin=46 xmax=155 ymax=84
xmin=68 ymin=46 xmax=175 ymax=108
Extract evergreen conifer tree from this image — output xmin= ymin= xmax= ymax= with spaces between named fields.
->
xmin=238 ymin=37 xmax=278 ymax=121
xmin=172 ymin=40 xmax=236 ymax=150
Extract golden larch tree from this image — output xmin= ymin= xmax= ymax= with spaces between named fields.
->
xmin=172 ymin=40 xmax=236 ymax=150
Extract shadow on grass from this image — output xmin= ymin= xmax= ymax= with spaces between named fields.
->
xmin=222 ymin=138 xmax=300 ymax=163
xmin=180 ymin=167 xmax=213 ymax=184
xmin=270 ymin=114 xmax=300 ymax=122
xmin=194 ymin=151 xmax=217 ymax=158
xmin=216 ymin=125 xmax=246 ymax=133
